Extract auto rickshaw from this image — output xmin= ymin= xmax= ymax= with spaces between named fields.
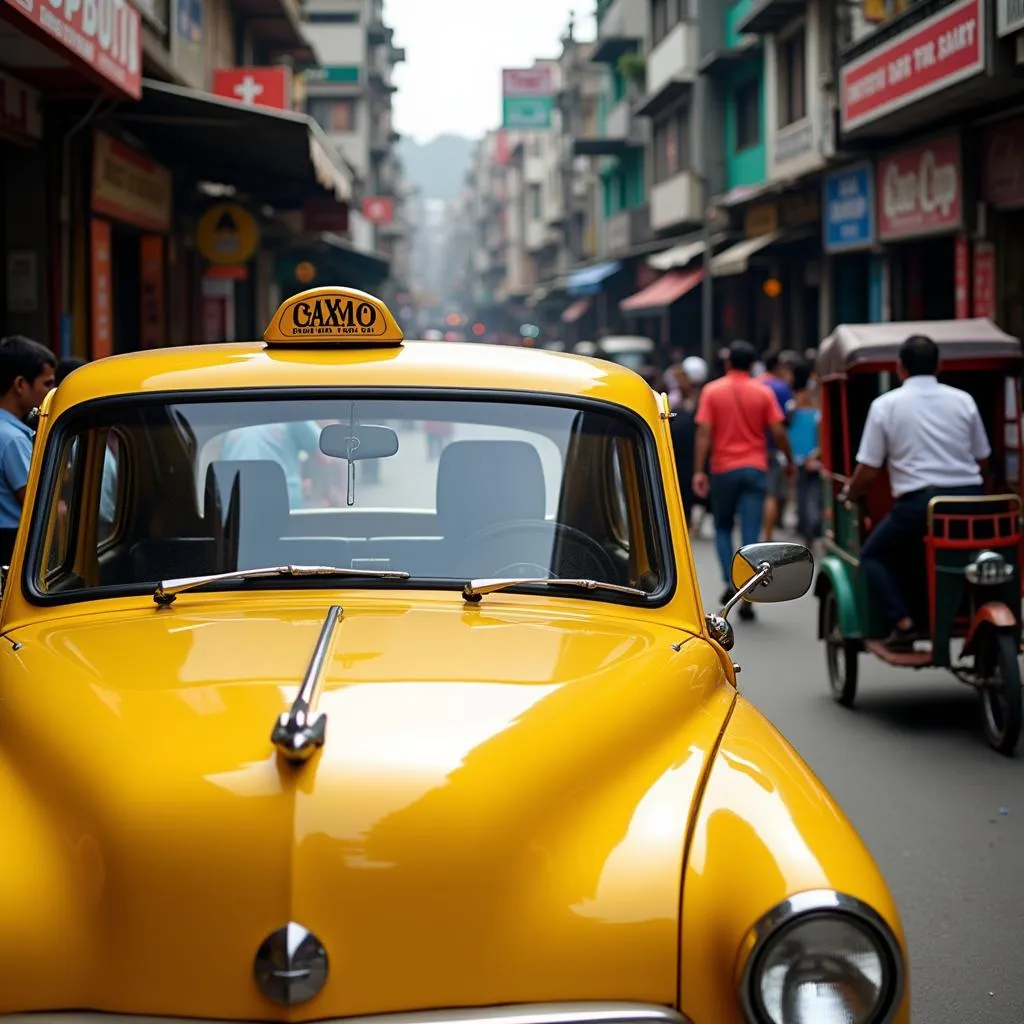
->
xmin=813 ymin=319 xmax=1024 ymax=755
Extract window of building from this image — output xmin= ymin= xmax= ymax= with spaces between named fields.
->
xmin=529 ymin=183 xmax=542 ymax=219
xmin=307 ymin=98 xmax=359 ymax=133
xmin=651 ymin=0 xmax=680 ymax=46
xmin=777 ymin=24 xmax=807 ymax=127
xmin=735 ymin=77 xmax=760 ymax=151
xmin=653 ymin=104 xmax=688 ymax=182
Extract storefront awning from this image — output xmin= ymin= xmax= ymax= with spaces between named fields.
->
xmin=620 ymin=270 xmax=703 ymax=314
xmin=567 ymin=260 xmax=622 ymax=296
xmin=648 ymin=239 xmax=705 ymax=271
xmin=711 ymin=232 xmax=783 ymax=277
xmin=112 ymin=79 xmax=353 ymax=208
xmin=278 ymin=232 xmax=390 ymax=294
xmin=561 ymin=298 xmax=591 ymax=324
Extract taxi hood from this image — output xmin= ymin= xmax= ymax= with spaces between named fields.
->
xmin=0 ymin=596 xmax=731 ymax=1019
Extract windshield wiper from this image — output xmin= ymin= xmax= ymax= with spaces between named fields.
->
xmin=462 ymin=577 xmax=648 ymax=603
xmin=153 ymin=564 xmax=410 ymax=607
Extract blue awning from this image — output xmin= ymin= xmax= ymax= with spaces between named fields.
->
xmin=567 ymin=260 xmax=623 ymax=296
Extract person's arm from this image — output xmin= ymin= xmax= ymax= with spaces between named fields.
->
xmin=840 ymin=401 xmax=886 ymax=504
xmin=967 ymin=397 xmax=992 ymax=477
xmin=763 ymin=390 xmax=795 ymax=475
xmin=1 ymin=436 xmax=32 ymax=508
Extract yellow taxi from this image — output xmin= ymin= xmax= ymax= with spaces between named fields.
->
xmin=0 ymin=287 xmax=908 ymax=1024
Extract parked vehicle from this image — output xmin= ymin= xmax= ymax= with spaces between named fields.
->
xmin=814 ymin=318 xmax=1023 ymax=755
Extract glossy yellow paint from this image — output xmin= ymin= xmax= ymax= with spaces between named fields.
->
xmin=0 ymin=595 xmax=729 ymax=1017
xmin=679 ymin=697 xmax=909 ymax=1023
xmin=0 ymin=332 xmax=909 ymax=1021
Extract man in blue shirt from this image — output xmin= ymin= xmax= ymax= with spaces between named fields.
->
xmin=759 ymin=350 xmax=796 ymax=541
xmin=0 ymin=335 xmax=56 ymax=563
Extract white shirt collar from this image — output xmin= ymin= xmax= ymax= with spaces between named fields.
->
xmin=902 ymin=375 xmax=938 ymax=388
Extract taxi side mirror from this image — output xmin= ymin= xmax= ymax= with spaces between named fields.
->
xmin=730 ymin=542 xmax=814 ymax=604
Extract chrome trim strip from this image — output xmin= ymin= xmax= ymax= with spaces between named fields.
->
xmin=270 ymin=604 xmax=341 ymax=764
xmin=735 ymin=889 xmax=905 ymax=1024
xmin=0 ymin=1003 xmax=692 ymax=1024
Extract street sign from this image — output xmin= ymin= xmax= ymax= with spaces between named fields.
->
xmin=213 ymin=67 xmax=292 ymax=111
xmin=196 ymin=202 xmax=260 ymax=265
xmin=304 ymin=66 xmax=360 ymax=84
xmin=503 ymin=96 xmax=554 ymax=129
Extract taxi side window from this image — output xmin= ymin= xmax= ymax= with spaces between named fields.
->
xmin=608 ymin=442 xmax=630 ymax=548
xmin=42 ymin=429 xmax=125 ymax=581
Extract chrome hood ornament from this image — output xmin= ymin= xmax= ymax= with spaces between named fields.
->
xmin=253 ymin=922 xmax=328 ymax=1005
xmin=270 ymin=604 xmax=341 ymax=764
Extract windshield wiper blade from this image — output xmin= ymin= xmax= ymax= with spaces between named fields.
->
xmin=462 ymin=577 xmax=648 ymax=603
xmin=153 ymin=564 xmax=410 ymax=607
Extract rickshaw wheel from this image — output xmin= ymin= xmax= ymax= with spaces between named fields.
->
xmin=823 ymin=588 xmax=858 ymax=706
xmin=978 ymin=632 xmax=1022 ymax=756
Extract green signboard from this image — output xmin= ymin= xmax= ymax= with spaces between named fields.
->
xmin=304 ymin=66 xmax=360 ymax=84
xmin=503 ymin=95 xmax=554 ymax=129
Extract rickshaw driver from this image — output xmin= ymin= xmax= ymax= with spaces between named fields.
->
xmin=838 ymin=334 xmax=991 ymax=650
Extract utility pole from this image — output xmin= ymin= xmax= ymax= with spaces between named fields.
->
xmin=695 ymin=71 xmax=715 ymax=368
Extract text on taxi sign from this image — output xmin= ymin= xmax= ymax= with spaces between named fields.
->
xmin=264 ymin=286 xmax=404 ymax=345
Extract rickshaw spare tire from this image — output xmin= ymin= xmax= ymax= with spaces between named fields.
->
xmin=977 ymin=630 xmax=1023 ymax=757
xmin=823 ymin=587 xmax=859 ymax=707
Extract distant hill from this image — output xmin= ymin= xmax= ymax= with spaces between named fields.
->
xmin=398 ymin=134 xmax=475 ymax=202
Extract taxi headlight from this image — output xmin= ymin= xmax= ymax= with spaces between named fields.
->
xmin=965 ymin=550 xmax=1014 ymax=586
xmin=738 ymin=891 xmax=903 ymax=1024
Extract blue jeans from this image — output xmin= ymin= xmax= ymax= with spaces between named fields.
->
xmin=710 ymin=468 xmax=768 ymax=584
xmin=860 ymin=483 xmax=983 ymax=627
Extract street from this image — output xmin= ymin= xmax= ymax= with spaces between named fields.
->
xmin=691 ymin=536 xmax=1024 ymax=1022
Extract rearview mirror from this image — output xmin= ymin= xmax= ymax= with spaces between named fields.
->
xmin=319 ymin=423 xmax=399 ymax=461
xmin=730 ymin=542 xmax=814 ymax=604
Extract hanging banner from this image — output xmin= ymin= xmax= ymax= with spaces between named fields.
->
xmin=954 ymin=234 xmax=970 ymax=319
xmin=139 ymin=235 xmax=165 ymax=349
xmin=972 ymin=241 xmax=996 ymax=319
xmin=90 ymin=219 xmax=113 ymax=359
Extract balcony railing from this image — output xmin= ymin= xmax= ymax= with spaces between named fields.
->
xmin=573 ymin=96 xmax=649 ymax=156
xmin=636 ymin=20 xmax=699 ymax=117
xmin=592 ymin=0 xmax=646 ymax=63
xmin=604 ymin=204 xmax=652 ymax=256
xmin=650 ymin=170 xmax=701 ymax=231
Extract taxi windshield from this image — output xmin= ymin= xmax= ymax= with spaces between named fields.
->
xmin=28 ymin=394 xmax=670 ymax=602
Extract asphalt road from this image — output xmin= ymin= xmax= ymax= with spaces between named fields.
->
xmin=690 ymin=534 xmax=1024 ymax=1022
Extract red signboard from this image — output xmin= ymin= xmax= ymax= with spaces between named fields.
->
xmin=361 ymin=196 xmax=395 ymax=225
xmin=877 ymin=132 xmax=962 ymax=241
xmin=90 ymin=218 xmax=113 ymax=359
xmin=954 ymin=234 xmax=969 ymax=319
xmin=841 ymin=0 xmax=984 ymax=132
xmin=212 ymin=67 xmax=292 ymax=111
xmin=973 ymin=242 xmax=996 ymax=319
xmin=502 ymin=67 xmax=554 ymax=96
xmin=983 ymin=115 xmax=1024 ymax=210
xmin=2 ymin=0 xmax=141 ymax=99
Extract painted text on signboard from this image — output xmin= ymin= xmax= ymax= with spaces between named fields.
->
xmin=877 ymin=134 xmax=962 ymax=240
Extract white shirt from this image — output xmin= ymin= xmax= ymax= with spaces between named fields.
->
xmin=856 ymin=375 xmax=991 ymax=498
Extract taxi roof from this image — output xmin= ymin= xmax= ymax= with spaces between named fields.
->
xmin=48 ymin=340 xmax=661 ymax=419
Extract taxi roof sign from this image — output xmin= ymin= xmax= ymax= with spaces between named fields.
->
xmin=263 ymin=286 xmax=405 ymax=347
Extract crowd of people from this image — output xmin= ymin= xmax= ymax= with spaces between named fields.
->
xmin=652 ymin=343 xmax=823 ymax=621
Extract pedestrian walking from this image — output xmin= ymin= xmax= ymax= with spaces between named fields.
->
xmin=759 ymin=350 xmax=796 ymax=540
xmin=692 ymin=339 xmax=795 ymax=620
xmin=0 ymin=335 xmax=56 ymax=564
xmin=788 ymin=360 xmax=822 ymax=545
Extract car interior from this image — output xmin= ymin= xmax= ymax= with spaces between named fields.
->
xmin=35 ymin=403 xmax=666 ymax=598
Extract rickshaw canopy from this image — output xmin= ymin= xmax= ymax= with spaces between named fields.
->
xmin=816 ymin=319 xmax=1022 ymax=378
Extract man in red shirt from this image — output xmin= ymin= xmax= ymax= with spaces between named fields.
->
xmin=693 ymin=340 xmax=795 ymax=619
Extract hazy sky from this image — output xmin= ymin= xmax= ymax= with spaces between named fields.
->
xmin=385 ymin=0 xmax=595 ymax=143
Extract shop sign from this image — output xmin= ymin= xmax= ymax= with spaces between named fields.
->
xmin=92 ymin=131 xmax=172 ymax=232
xmin=877 ymin=132 xmax=962 ymax=241
xmin=212 ymin=67 xmax=292 ymax=111
xmin=0 ymin=70 xmax=42 ymax=144
xmin=840 ymin=0 xmax=984 ymax=133
xmin=954 ymin=234 xmax=970 ymax=319
xmin=3 ymin=0 xmax=142 ymax=99
xmin=780 ymin=190 xmax=819 ymax=229
xmin=304 ymin=65 xmax=359 ymax=85
xmin=973 ymin=242 xmax=996 ymax=318
xmin=997 ymin=0 xmax=1024 ymax=36
xmin=196 ymin=202 xmax=260 ymax=265
xmin=982 ymin=115 xmax=1024 ymax=209
xmin=362 ymin=196 xmax=395 ymax=226
xmin=824 ymin=162 xmax=876 ymax=252
xmin=90 ymin=219 xmax=113 ymax=360
xmin=744 ymin=202 xmax=778 ymax=237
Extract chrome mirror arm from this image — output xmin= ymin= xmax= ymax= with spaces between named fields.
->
xmin=704 ymin=562 xmax=773 ymax=653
